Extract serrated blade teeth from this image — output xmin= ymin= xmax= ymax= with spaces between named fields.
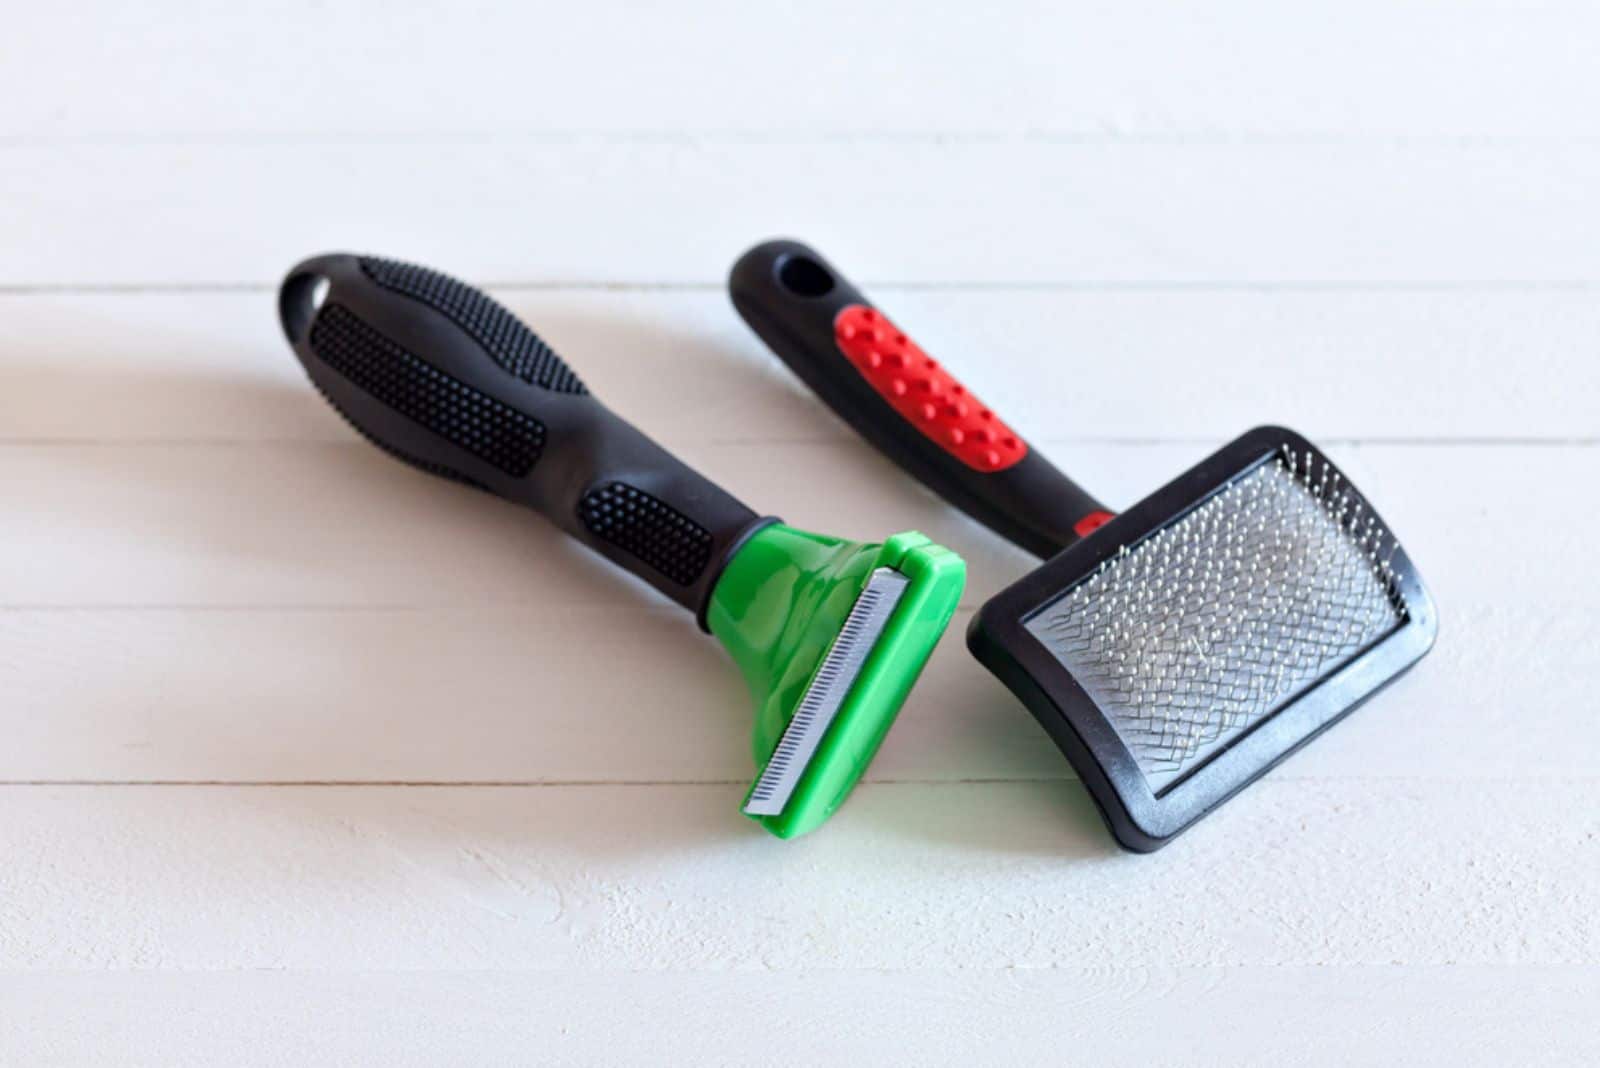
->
xmin=742 ymin=567 xmax=910 ymax=817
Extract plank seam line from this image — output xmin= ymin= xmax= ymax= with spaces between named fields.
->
xmin=0 ymin=603 xmax=991 ymax=613
xmin=6 ymin=130 xmax=1600 ymax=149
xmin=0 ymin=777 xmax=1588 ymax=788
xmin=7 ymin=280 xmax=1600 ymax=296
xmin=1 ymin=436 xmax=1595 ymax=449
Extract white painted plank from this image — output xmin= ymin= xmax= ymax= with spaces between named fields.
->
xmin=0 ymin=781 xmax=1593 ymax=970
xmin=0 ymin=443 xmax=1589 ymax=609
xmin=1 ymin=437 xmax=1030 ymax=610
xmin=3 ymin=966 xmax=1596 ymax=1067
xmin=3 ymin=2 xmax=1597 ymax=140
xmin=0 ymin=598 xmax=1583 ymax=784
xmin=4 ymin=141 xmax=1598 ymax=286
xmin=4 ymin=289 xmax=1597 ymax=444
xmin=1 ymin=440 xmax=1582 ymax=781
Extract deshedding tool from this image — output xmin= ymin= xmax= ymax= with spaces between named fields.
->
xmin=277 ymin=253 xmax=964 ymax=838
xmin=730 ymin=239 xmax=1437 ymax=851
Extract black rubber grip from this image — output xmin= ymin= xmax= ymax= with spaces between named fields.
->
xmin=729 ymin=239 xmax=1107 ymax=559
xmin=280 ymin=253 xmax=773 ymax=621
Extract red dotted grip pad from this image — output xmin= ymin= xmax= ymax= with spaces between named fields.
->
xmin=833 ymin=305 xmax=1027 ymax=472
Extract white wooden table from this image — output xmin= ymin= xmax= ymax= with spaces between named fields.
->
xmin=3 ymin=4 xmax=1597 ymax=1063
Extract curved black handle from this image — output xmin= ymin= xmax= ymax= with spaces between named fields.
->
xmin=729 ymin=239 xmax=1108 ymax=559
xmin=280 ymin=253 xmax=772 ymax=621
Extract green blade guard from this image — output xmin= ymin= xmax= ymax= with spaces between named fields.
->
xmin=706 ymin=524 xmax=965 ymax=839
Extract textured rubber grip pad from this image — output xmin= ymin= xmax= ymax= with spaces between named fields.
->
xmin=578 ymin=481 xmax=715 ymax=586
xmin=359 ymin=257 xmax=588 ymax=394
xmin=310 ymin=303 xmax=547 ymax=477
xmin=833 ymin=304 xmax=1026 ymax=472
xmin=319 ymin=388 xmax=486 ymax=491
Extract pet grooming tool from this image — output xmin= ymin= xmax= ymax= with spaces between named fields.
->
xmin=730 ymin=239 xmax=1437 ymax=851
xmin=277 ymin=253 xmax=964 ymax=838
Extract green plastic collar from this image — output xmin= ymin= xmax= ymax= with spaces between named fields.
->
xmin=705 ymin=524 xmax=965 ymax=839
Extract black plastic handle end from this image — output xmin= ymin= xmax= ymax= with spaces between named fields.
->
xmin=281 ymin=252 xmax=770 ymax=621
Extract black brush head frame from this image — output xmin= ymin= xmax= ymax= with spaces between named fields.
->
xmin=971 ymin=426 xmax=1437 ymax=851
xmin=731 ymin=239 xmax=1438 ymax=851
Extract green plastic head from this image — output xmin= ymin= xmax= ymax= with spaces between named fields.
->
xmin=705 ymin=523 xmax=965 ymax=839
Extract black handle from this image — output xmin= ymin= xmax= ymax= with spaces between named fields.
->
xmin=729 ymin=239 xmax=1108 ymax=560
xmin=279 ymin=253 xmax=772 ymax=623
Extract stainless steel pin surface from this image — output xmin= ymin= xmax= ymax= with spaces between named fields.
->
xmin=1027 ymin=454 xmax=1407 ymax=793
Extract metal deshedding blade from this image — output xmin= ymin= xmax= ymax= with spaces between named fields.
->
xmin=742 ymin=567 xmax=911 ymax=816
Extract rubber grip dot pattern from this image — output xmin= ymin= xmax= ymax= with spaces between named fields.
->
xmin=833 ymin=304 xmax=1027 ymax=472
xmin=578 ymin=482 xmax=714 ymax=586
xmin=317 ymin=385 xmax=486 ymax=491
xmin=359 ymin=257 xmax=588 ymax=394
xmin=310 ymin=303 xmax=546 ymax=477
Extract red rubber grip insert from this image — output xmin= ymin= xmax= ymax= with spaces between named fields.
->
xmin=833 ymin=304 xmax=1027 ymax=472
xmin=1073 ymin=510 xmax=1115 ymax=538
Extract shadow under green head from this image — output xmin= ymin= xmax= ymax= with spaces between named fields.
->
xmin=706 ymin=524 xmax=965 ymax=839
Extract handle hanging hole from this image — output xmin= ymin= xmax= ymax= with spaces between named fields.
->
xmin=776 ymin=254 xmax=835 ymax=298
xmin=278 ymin=272 xmax=331 ymax=342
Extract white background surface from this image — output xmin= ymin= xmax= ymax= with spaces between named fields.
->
xmin=3 ymin=3 xmax=1597 ymax=1064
